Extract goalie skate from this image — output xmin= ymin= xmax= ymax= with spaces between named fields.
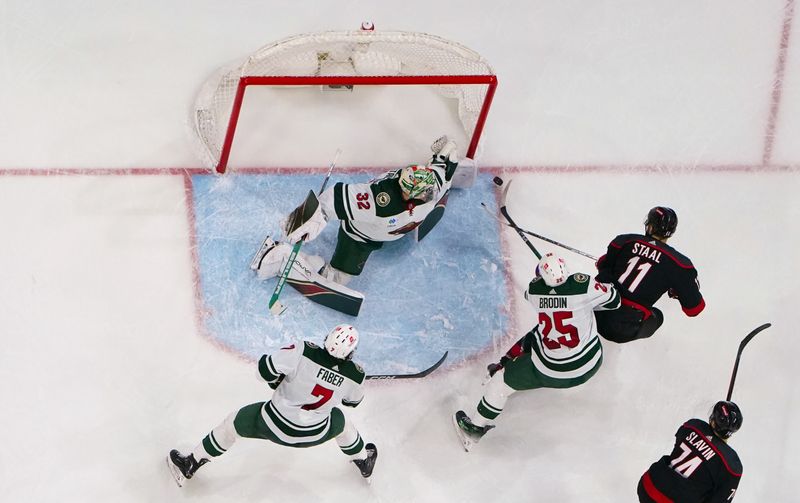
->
xmin=249 ymin=235 xmax=276 ymax=271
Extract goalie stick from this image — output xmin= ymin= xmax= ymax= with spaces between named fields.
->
xmin=726 ymin=323 xmax=771 ymax=401
xmin=268 ymin=149 xmax=341 ymax=315
xmin=366 ymin=351 xmax=448 ymax=380
xmin=483 ymin=177 xmax=598 ymax=261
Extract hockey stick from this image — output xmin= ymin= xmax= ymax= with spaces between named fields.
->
xmin=268 ymin=149 xmax=341 ymax=315
xmin=482 ymin=177 xmax=599 ymax=261
xmin=484 ymin=177 xmax=541 ymax=259
xmin=366 ymin=351 xmax=448 ymax=380
xmin=726 ymin=323 xmax=771 ymax=401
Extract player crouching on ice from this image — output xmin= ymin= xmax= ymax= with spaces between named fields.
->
xmin=250 ymin=136 xmax=468 ymax=315
xmin=167 ymin=325 xmax=377 ymax=486
xmin=454 ymin=253 xmax=621 ymax=450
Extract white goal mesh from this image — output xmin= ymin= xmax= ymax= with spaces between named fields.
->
xmin=193 ymin=29 xmax=497 ymax=173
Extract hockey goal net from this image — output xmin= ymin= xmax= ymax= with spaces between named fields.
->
xmin=193 ymin=28 xmax=497 ymax=173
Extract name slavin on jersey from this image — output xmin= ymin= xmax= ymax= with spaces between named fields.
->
xmin=317 ymin=368 xmax=344 ymax=387
xmin=540 ymin=297 xmax=568 ymax=309
xmin=685 ymin=431 xmax=716 ymax=461
xmin=632 ymin=242 xmax=663 ymax=263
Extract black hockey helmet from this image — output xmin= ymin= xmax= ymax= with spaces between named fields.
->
xmin=709 ymin=401 xmax=743 ymax=439
xmin=644 ymin=206 xmax=678 ymax=238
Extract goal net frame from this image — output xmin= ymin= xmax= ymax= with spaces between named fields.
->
xmin=193 ymin=29 xmax=498 ymax=174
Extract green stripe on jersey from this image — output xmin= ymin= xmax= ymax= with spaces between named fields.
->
xmin=258 ymin=355 xmax=281 ymax=382
xmin=531 ymin=335 xmax=602 ymax=371
xmin=265 ymin=402 xmax=329 ymax=438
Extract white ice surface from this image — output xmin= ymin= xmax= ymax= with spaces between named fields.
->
xmin=0 ymin=1 xmax=798 ymax=502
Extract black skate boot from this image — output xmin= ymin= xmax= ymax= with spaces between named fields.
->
xmin=352 ymin=443 xmax=378 ymax=479
xmin=453 ymin=410 xmax=495 ymax=452
xmin=166 ymin=449 xmax=208 ymax=487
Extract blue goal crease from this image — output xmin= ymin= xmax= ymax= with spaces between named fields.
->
xmin=191 ymin=173 xmax=509 ymax=374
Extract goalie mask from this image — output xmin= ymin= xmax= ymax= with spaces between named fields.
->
xmin=399 ymin=165 xmax=437 ymax=202
xmin=324 ymin=324 xmax=359 ymax=360
xmin=536 ymin=253 xmax=569 ymax=287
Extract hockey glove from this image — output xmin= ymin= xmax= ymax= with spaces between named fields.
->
xmin=284 ymin=204 xmax=327 ymax=244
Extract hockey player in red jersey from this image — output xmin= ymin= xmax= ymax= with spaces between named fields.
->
xmin=595 ymin=206 xmax=705 ymax=343
xmin=638 ymin=401 xmax=743 ymax=502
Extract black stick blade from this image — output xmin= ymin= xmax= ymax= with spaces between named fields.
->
xmin=367 ymin=351 xmax=448 ymax=380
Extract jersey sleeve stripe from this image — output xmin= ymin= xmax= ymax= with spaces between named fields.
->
xmin=682 ymin=298 xmax=705 ymax=317
xmin=600 ymin=288 xmax=621 ymax=309
xmin=332 ymin=182 xmax=348 ymax=220
xmin=258 ymin=355 xmax=282 ymax=382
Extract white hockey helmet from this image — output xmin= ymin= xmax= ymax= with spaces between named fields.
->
xmin=399 ymin=165 xmax=437 ymax=202
xmin=324 ymin=324 xmax=359 ymax=360
xmin=536 ymin=253 xmax=569 ymax=287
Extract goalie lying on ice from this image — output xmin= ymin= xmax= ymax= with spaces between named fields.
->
xmin=252 ymin=136 xmax=469 ymax=287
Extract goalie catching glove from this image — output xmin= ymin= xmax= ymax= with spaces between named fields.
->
xmin=282 ymin=190 xmax=329 ymax=244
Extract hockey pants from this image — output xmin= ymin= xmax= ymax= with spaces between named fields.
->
xmin=596 ymin=305 xmax=664 ymax=343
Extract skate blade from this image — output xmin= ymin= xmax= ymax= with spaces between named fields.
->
xmin=166 ymin=455 xmax=186 ymax=488
xmin=249 ymin=236 xmax=275 ymax=271
xmin=452 ymin=413 xmax=474 ymax=452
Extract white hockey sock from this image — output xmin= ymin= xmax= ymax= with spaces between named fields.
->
xmin=474 ymin=372 xmax=516 ymax=426
xmin=191 ymin=412 xmax=240 ymax=460
xmin=336 ymin=418 xmax=367 ymax=460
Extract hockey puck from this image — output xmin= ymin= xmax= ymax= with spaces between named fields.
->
xmin=492 ymin=176 xmax=504 ymax=186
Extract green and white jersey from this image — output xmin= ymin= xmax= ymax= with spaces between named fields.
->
xmin=525 ymin=273 xmax=620 ymax=379
xmin=257 ymin=341 xmax=365 ymax=445
xmin=317 ymin=158 xmax=455 ymax=243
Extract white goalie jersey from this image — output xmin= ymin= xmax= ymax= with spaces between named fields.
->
xmin=317 ymin=160 xmax=454 ymax=243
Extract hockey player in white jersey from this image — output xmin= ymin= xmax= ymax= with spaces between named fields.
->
xmin=167 ymin=325 xmax=377 ymax=486
xmin=252 ymin=136 xmax=463 ymax=288
xmin=454 ymin=253 xmax=621 ymax=450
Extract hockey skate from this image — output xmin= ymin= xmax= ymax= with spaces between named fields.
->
xmin=453 ymin=411 xmax=494 ymax=452
xmin=352 ymin=443 xmax=378 ymax=480
xmin=249 ymin=235 xmax=277 ymax=271
xmin=166 ymin=449 xmax=208 ymax=487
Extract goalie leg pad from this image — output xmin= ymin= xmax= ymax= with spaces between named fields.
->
xmin=287 ymin=261 xmax=365 ymax=317
xmin=256 ymin=242 xmax=292 ymax=280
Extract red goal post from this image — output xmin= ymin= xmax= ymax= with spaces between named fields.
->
xmin=192 ymin=28 xmax=497 ymax=173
